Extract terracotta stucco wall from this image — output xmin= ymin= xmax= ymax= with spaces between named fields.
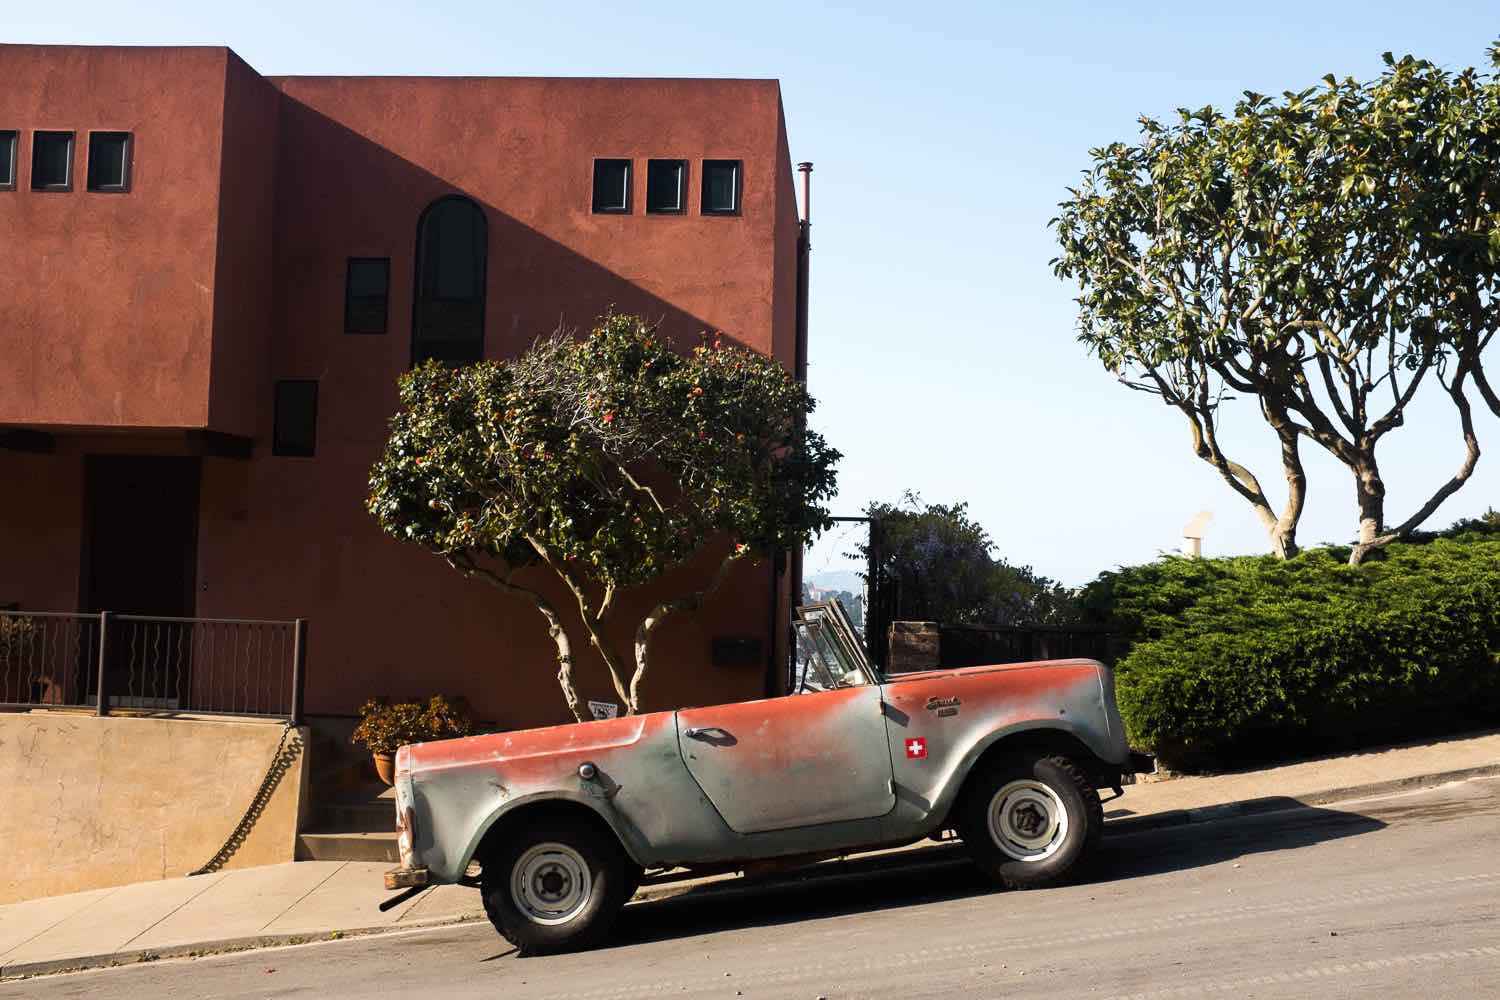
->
xmin=5 ymin=55 xmax=802 ymax=727
xmin=0 ymin=713 xmax=307 ymax=903
xmin=194 ymin=76 xmax=795 ymax=724
xmin=0 ymin=45 xmax=228 ymax=429
xmin=205 ymin=51 xmax=280 ymax=438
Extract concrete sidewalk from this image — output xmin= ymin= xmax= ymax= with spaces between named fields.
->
xmin=4 ymin=727 xmax=1497 ymax=980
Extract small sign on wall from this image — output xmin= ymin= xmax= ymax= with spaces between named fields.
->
xmin=588 ymin=700 xmax=619 ymax=720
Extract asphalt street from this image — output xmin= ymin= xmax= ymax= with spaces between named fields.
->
xmin=9 ymin=776 xmax=1500 ymax=999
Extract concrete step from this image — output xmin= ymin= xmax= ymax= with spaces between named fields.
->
xmin=306 ymin=737 xmax=376 ymax=797
xmin=296 ymin=830 xmax=400 ymax=863
xmin=311 ymin=798 xmax=395 ymax=834
xmin=303 ymin=781 xmax=395 ymax=834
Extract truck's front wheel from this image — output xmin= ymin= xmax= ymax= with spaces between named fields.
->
xmin=481 ymin=820 xmax=636 ymax=954
xmin=959 ymin=753 xmax=1102 ymax=889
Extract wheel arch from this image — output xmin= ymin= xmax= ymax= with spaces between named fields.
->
xmin=942 ymin=724 xmax=1120 ymax=829
xmin=460 ymin=793 xmax=645 ymax=878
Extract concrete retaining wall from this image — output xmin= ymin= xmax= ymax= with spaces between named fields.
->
xmin=1 ymin=712 xmax=308 ymax=903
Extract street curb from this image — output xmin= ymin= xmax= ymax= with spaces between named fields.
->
xmin=6 ymin=763 xmax=1498 ymax=981
xmin=1102 ymin=762 xmax=1500 ymax=837
xmin=0 ymin=912 xmax=484 ymax=981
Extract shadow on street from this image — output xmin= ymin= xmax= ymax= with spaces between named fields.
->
xmin=592 ymin=802 xmax=1386 ymax=954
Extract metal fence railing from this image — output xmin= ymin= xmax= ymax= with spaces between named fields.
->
xmin=0 ymin=611 xmax=100 ymax=708
xmin=0 ymin=610 xmax=306 ymax=722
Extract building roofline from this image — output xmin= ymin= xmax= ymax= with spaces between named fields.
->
xmin=268 ymin=75 xmax=781 ymax=85
xmin=0 ymin=43 xmax=780 ymax=87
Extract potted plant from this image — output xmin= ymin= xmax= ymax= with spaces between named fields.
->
xmin=352 ymin=695 xmax=473 ymax=784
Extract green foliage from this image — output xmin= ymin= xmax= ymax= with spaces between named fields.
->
xmin=368 ymin=313 xmax=837 ymax=588
xmin=1084 ymin=535 xmax=1500 ymax=769
xmin=0 ymin=615 xmax=37 ymax=665
xmin=856 ymin=492 xmax=1080 ymax=627
xmin=1405 ymin=506 xmax=1500 ymax=544
xmin=351 ymin=695 xmax=474 ymax=755
xmin=366 ymin=313 xmax=839 ymax=715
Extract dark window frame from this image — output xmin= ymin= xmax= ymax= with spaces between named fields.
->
xmin=343 ymin=257 xmax=391 ymax=335
xmin=591 ymin=158 xmax=632 ymax=214
xmin=410 ymin=195 xmax=488 ymax=367
xmin=31 ymin=130 xmax=74 ymax=192
xmin=645 ymin=159 xmax=688 ymax=215
xmin=272 ymin=380 xmax=320 ymax=458
xmin=701 ymin=159 xmax=743 ymax=216
xmin=86 ymin=131 xmax=133 ymax=193
xmin=0 ymin=131 xmax=16 ymax=191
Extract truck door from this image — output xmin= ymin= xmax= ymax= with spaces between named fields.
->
xmin=675 ymin=615 xmax=895 ymax=835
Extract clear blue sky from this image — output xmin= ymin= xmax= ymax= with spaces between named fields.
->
xmin=10 ymin=2 xmax=1499 ymax=583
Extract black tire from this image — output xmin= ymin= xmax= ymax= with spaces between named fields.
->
xmin=958 ymin=753 xmax=1102 ymax=889
xmin=480 ymin=819 xmax=637 ymax=955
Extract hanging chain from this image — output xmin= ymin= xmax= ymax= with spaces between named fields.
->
xmin=189 ymin=722 xmax=304 ymax=877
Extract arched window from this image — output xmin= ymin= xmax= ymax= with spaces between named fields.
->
xmin=412 ymin=196 xmax=487 ymax=365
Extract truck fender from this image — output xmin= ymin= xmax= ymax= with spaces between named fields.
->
xmin=455 ymin=790 xmax=651 ymax=878
xmin=934 ymin=717 xmax=1119 ymax=823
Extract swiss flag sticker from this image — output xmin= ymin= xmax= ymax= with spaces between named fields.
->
xmin=905 ymin=737 xmax=927 ymax=760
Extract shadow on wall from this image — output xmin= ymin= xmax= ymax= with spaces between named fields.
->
xmin=274 ymin=96 xmax=755 ymax=374
xmin=246 ymin=98 xmax=777 ymax=725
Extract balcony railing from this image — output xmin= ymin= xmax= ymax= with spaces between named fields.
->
xmin=0 ymin=610 xmax=305 ymax=722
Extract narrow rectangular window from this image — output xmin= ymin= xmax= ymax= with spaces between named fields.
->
xmin=344 ymin=257 xmax=390 ymax=334
xmin=87 ymin=131 xmax=133 ymax=192
xmin=646 ymin=159 xmax=686 ymax=214
xmin=0 ymin=132 xmax=16 ymax=190
xmin=31 ymin=131 xmax=74 ymax=191
xmin=702 ymin=160 xmax=742 ymax=215
xmin=592 ymin=158 xmax=631 ymax=213
xmin=273 ymin=380 xmax=319 ymax=457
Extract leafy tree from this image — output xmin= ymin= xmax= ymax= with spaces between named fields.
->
xmin=367 ymin=314 xmax=839 ymax=719
xmin=855 ymin=492 xmax=1078 ymax=627
xmin=1054 ymin=47 xmax=1500 ymax=564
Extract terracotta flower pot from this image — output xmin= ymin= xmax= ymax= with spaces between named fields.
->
xmin=373 ymin=752 xmax=396 ymax=785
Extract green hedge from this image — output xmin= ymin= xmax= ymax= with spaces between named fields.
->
xmin=1081 ymin=535 xmax=1500 ymax=770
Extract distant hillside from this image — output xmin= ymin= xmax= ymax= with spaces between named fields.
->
xmin=807 ymin=569 xmax=864 ymax=593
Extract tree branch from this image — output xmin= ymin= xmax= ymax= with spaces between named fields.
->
xmin=1349 ymin=366 xmax=1482 ymax=563
xmin=629 ymin=546 xmax=748 ymax=713
xmin=444 ymin=552 xmax=585 ymax=722
xmin=527 ymin=537 xmax=634 ymax=711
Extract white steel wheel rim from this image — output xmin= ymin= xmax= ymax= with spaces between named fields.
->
xmin=511 ymin=843 xmax=592 ymax=926
xmin=987 ymin=779 xmax=1069 ymax=862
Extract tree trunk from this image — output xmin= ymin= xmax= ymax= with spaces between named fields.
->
xmin=1269 ymin=526 xmax=1298 ymax=559
xmin=446 ymin=555 xmax=586 ymax=722
xmin=1348 ymin=466 xmax=1386 ymax=566
xmin=629 ymin=548 xmax=747 ymax=715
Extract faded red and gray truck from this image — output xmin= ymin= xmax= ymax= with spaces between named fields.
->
xmin=384 ymin=603 xmax=1153 ymax=952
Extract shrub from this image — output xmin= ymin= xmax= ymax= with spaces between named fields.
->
xmin=351 ymin=695 xmax=474 ymax=755
xmin=0 ymin=615 xmax=37 ymax=666
xmin=1084 ymin=536 xmax=1500 ymax=770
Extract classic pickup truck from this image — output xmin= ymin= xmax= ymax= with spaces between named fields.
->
xmin=385 ymin=602 xmax=1153 ymax=953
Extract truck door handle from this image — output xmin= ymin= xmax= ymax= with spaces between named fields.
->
xmin=683 ymin=726 xmax=736 ymax=745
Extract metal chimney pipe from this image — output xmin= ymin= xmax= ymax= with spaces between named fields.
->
xmin=794 ymin=161 xmax=813 ymax=385
xmin=797 ymin=161 xmax=813 ymax=224
xmin=785 ymin=160 xmax=815 ymax=694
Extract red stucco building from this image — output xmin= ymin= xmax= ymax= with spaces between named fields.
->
xmin=0 ymin=45 xmax=808 ymax=732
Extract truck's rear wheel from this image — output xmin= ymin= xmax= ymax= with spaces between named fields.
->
xmin=481 ymin=820 xmax=635 ymax=954
xmin=959 ymin=753 xmax=1101 ymax=889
